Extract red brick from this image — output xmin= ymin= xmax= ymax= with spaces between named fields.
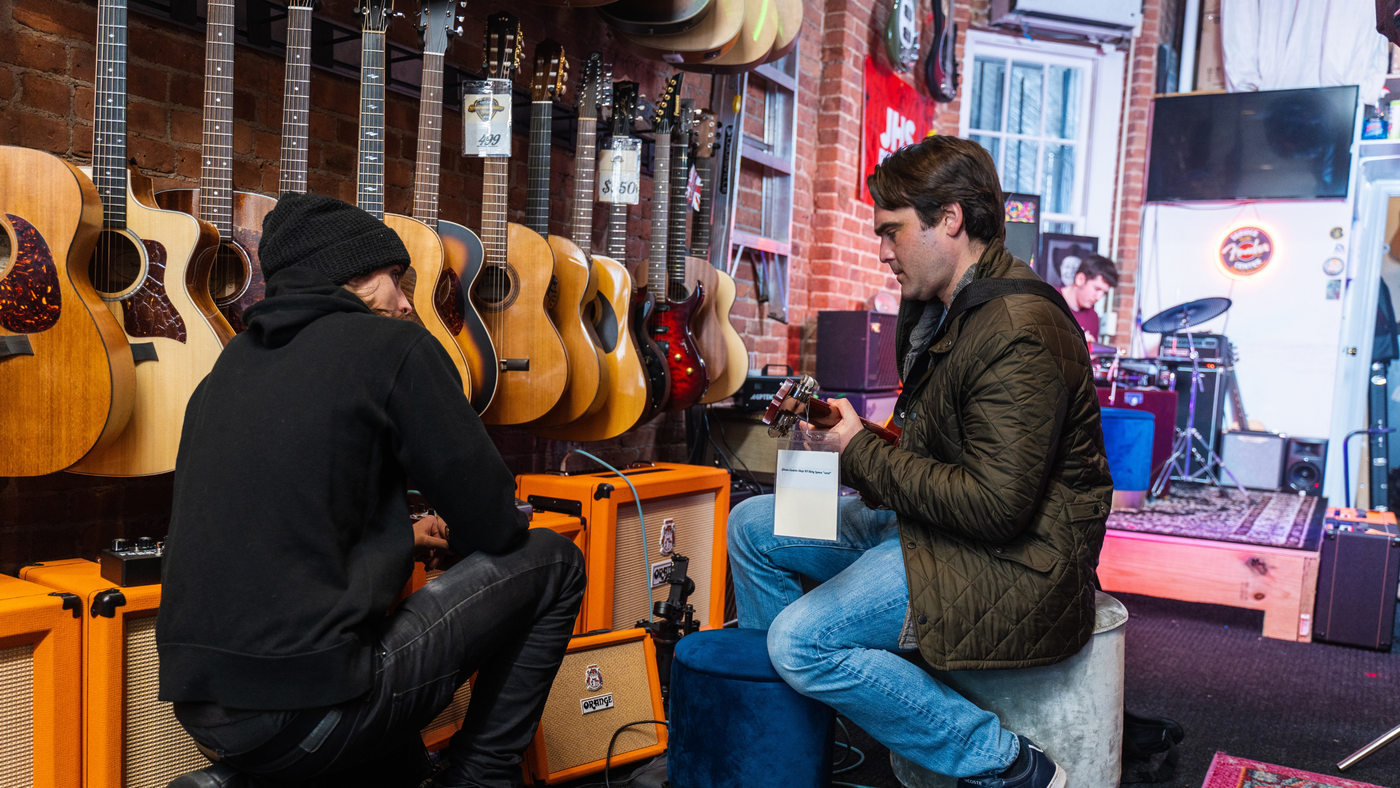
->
xmin=0 ymin=72 xmax=14 ymax=102
xmin=127 ymin=63 xmax=168 ymax=103
xmin=175 ymin=148 xmax=201 ymax=180
xmin=13 ymin=1 xmax=96 ymax=40
xmin=232 ymin=159 xmax=261 ymax=193
xmin=170 ymin=75 xmax=202 ymax=109
xmin=20 ymin=74 xmax=70 ymax=116
xmin=171 ymin=111 xmax=202 ymax=146
xmin=233 ymin=124 xmax=254 ymax=156
xmin=130 ymin=136 xmax=176 ymax=173
xmin=254 ymin=131 xmax=280 ymax=161
xmin=16 ymin=111 xmax=68 ymax=154
xmin=135 ymin=30 xmax=203 ymax=74
xmin=11 ymin=31 xmax=68 ymax=72
xmin=72 ymin=123 xmax=94 ymax=158
xmin=127 ymin=100 xmax=168 ymax=139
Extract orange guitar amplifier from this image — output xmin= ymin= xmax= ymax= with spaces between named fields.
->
xmin=516 ymin=463 xmax=730 ymax=633
xmin=0 ymin=573 xmax=83 ymax=788
xmin=418 ymin=511 xmax=588 ymax=751
xmin=20 ymin=558 xmax=207 ymax=788
xmin=524 ymin=628 xmax=666 ymax=784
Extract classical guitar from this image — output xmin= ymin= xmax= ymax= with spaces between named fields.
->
xmin=0 ymin=146 xmax=134 ymax=476
xmin=525 ymin=40 xmax=608 ymax=428
xmin=691 ymin=110 xmax=750 ymax=405
xmin=611 ymin=81 xmax=671 ymax=424
xmin=682 ymin=106 xmax=726 ymax=388
xmin=71 ymin=0 xmax=232 ymax=477
xmin=156 ymin=0 xmax=291 ymax=333
xmin=472 ymin=12 xmax=569 ymax=426
xmin=408 ymin=0 xmax=496 ymax=413
xmin=355 ymin=0 xmax=472 ymax=395
xmin=535 ymin=55 xmax=649 ymax=442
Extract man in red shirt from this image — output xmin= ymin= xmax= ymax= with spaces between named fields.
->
xmin=1059 ymin=253 xmax=1118 ymax=342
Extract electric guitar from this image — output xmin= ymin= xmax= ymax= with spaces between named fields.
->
xmin=926 ymin=0 xmax=958 ymax=103
xmin=408 ymin=0 xmax=496 ymax=413
xmin=682 ymin=106 xmax=726 ymax=387
xmin=650 ymin=83 xmax=708 ymax=411
xmin=535 ymin=55 xmax=649 ymax=442
xmin=691 ymin=110 xmax=750 ymax=405
xmin=71 ymin=0 xmax=232 ymax=477
xmin=0 ymin=146 xmax=134 ymax=476
xmin=525 ymin=40 xmax=608 ymax=428
xmin=354 ymin=0 xmax=472 ymax=396
xmin=884 ymin=0 xmax=919 ymax=73
xmin=472 ymin=12 xmax=569 ymax=426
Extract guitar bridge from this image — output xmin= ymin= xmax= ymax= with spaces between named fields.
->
xmin=500 ymin=358 xmax=530 ymax=372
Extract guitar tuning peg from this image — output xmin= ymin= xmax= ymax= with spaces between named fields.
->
xmin=455 ymin=24 xmax=463 ymax=35
xmin=457 ymin=15 xmax=464 ymax=22
xmin=393 ymin=10 xmax=405 ymax=17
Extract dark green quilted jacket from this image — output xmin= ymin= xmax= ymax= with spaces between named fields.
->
xmin=840 ymin=239 xmax=1113 ymax=671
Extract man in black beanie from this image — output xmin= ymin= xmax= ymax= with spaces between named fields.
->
xmin=159 ymin=194 xmax=585 ymax=788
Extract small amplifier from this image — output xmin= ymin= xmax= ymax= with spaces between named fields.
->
xmin=1314 ymin=519 xmax=1400 ymax=650
xmin=1220 ymin=431 xmax=1287 ymax=491
xmin=823 ymin=390 xmax=900 ymax=426
xmin=1323 ymin=507 xmax=1398 ymax=531
xmin=816 ymin=311 xmax=899 ymax=392
xmin=98 ymin=536 xmax=162 ymax=587
xmin=1284 ymin=437 xmax=1328 ymax=496
xmin=737 ymin=365 xmax=795 ymax=411
xmin=0 ymin=573 xmax=82 ymax=788
xmin=1158 ymin=332 xmax=1230 ymax=361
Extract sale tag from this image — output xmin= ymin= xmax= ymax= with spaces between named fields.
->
xmin=598 ymin=138 xmax=642 ymax=205
xmin=462 ymin=79 xmax=511 ymax=157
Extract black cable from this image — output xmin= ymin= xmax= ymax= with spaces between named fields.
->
xmin=605 ymin=720 xmax=668 ymax=788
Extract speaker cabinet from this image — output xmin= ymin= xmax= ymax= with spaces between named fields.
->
xmin=524 ymin=629 xmax=666 ymax=784
xmin=1220 ymin=431 xmax=1288 ymax=491
xmin=1285 ymin=437 xmax=1329 ymax=496
xmin=1169 ymin=363 xmax=1227 ymax=461
xmin=0 ymin=573 xmax=82 ymax=788
xmin=517 ymin=464 xmax=730 ymax=633
xmin=20 ymin=559 xmax=207 ymax=788
xmin=815 ymin=311 xmax=899 ymax=392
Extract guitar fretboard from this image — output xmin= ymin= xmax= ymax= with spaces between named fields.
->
xmin=411 ymin=51 xmax=446 ymax=229
xmin=667 ymin=133 xmax=691 ymax=293
xmin=525 ymin=99 xmax=552 ymax=237
xmin=571 ymin=117 xmax=598 ymax=257
xmin=279 ymin=2 xmax=313 ymax=194
xmin=93 ymin=0 xmax=130 ymax=228
xmin=481 ymin=78 xmax=512 ymax=271
xmin=200 ymin=0 xmax=236 ymax=237
xmin=648 ymin=131 xmax=671 ymax=297
xmin=608 ymin=202 xmax=627 ymax=262
xmin=693 ymin=156 xmax=717 ymax=257
xmin=356 ymin=29 xmax=388 ymax=219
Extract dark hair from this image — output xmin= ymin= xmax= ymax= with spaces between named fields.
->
xmin=1075 ymin=254 xmax=1120 ymax=287
xmin=866 ymin=136 xmax=1005 ymax=243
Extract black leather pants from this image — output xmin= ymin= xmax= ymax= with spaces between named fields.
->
xmin=175 ymin=528 xmax=587 ymax=788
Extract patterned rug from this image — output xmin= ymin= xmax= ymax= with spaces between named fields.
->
xmin=1201 ymin=752 xmax=1393 ymax=788
xmin=1106 ymin=482 xmax=1324 ymax=549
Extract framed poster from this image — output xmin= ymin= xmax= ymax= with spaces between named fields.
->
xmin=1038 ymin=233 xmax=1099 ymax=288
xmin=1003 ymin=193 xmax=1040 ymax=269
xmin=861 ymin=56 xmax=937 ymax=204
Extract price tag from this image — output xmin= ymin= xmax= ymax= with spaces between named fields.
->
xmin=598 ymin=138 xmax=642 ymax=205
xmin=462 ymin=79 xmax=511 ymax=157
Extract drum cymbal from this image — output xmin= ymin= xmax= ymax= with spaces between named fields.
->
xmin=1140 ymin=297 xmax=1232 ymax=333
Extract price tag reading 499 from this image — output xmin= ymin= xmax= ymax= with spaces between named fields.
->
xmin=598 ymin=138 xmax=642 ymax=205
xmin=462 ymin=79 xmax=512 ymax=157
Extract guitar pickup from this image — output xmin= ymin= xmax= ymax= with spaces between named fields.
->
xmin=500 ymin=358 xmax=529 ymax=372
xmin=0 ymin=335 xmax=34 ymax=359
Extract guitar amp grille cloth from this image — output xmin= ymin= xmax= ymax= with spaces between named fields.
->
xmin=539 ymin=640 xmax=656 ymax=773
xmin=125 ymin=616 xmax=206 ymax=788
xmin=0 ymin=644 xmax=34 ymax=788
xmin=421 ymin=567 xmax=474 ymax=738
xmin=614 ymin=492 xmax=717 ymax=628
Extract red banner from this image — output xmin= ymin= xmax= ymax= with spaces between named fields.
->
xmin=861 ymin=56 xmax=938 ymax=204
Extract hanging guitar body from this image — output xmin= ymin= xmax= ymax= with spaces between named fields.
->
xmin=633 ymin=285 xmax=671 ymax=422
xmin=0 ymin=146 xmax=135 ymax=477
xmin=656 ymin=284 xmax=708 ymax=411
xmin=435 ymin=219 xmax=496 ymax=413
xmin=686 ymin=255 xmax=726 ymax=385
xmin=699 ymin=266 xmax=748 ymax=404
xmin=926 ymin=0 xmax=958 ymax=103
xmin=153 ymin=189 xmax=276 ymax=333
xmin=536 ymin=235 xmax=607 ymax=427
xmin=383 ymin=213 xmax=473 ymax=396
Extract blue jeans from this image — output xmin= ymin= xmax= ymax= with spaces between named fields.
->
xmin=728 ymin=494 xmax=1018 ymax=779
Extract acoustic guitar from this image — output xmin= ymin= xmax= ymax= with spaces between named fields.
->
xmin=473 ymin=12 xmax=569 ymax=426
xmin=524 ymin=40 xmax=608 ymax=428
xmin=408 ymin=0 xmax=496 ymax=413
xmin=534 ymin=56 xmax=649 ymax=442
xmin=354 ymin=0 xmax=472 ymax=395
xmin=679 ymin=0 xmax=777 ymax=74
xmin=767 ymin=0 xmax=803 ymax=63
xmin=650 ymin=82 xmax=709 ymax=411
xmin=71 ymin=0 xmax=233 ymax=477
xmin=600 ymin=0 xmax=713 ymax=35
xmin=680 ymin=103 xmax=725 ymax=385
xmin=0 ymin=146 xmax=134 ymax=477
xmin=613 ymin=0 xmax=743 ymax=64
xmin=690 ymin=110 xmax=749 ymax=405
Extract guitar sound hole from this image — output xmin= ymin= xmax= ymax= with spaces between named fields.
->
xmin=208 ymin=243 xmax=248 ymax=305
xmin=89 ymin=231 xmax=145 ymax=298
xmin=592 ymin=293 xmax=619 ymax=354
xmin=473 ymin=265 xmax=518 ymax=312
xmin=0 ymin=224 xmax=12 ymax=275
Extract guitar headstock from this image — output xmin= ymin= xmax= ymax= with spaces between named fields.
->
xmin=763 ymin=376 xmax=820 ymax=438
xmin=355 ymin=0 xmax=395 ymax=33
xmin=679 ymin=98 xmax=696 ymax=137
xmin=530 ymin=40 xmax=567 ymax=102
xmin=650 ymin=73 xmax=683 ymax=134
xmin=609 ymin=81 xmax=639 ymax=138
xmin=287 ymin=0 xmax=317 ymax=9
xmin=417 ymin=0 xmax=459 ymax=56
xmin=694 ymin=110 xmax=718 ymax=158
xmin=483 ymin=12 xmax=522 ymax=81
xmin=576 ymin=53 xmax=610 ymax=121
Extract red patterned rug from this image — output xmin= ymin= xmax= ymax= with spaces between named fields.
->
xmin=1201 ymin=752 xmax=1394 ymax=788
xmin=1106 ymin=482 xmax=1324 ymax=549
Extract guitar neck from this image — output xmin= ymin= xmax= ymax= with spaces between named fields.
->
xmin=648 ymin=131 xmax=671 ymax=295
xmin=200 ymin=0 xmax=236 ymax=238
xmin=93 ymin=0 xmax=130 ymax=229
xmin=411 ymin=51 xmax=446 ymax=229
xmin=693 ymin=156 xmax=717 ymax=257
xmin=571 ymin=116 xmax=598 ymax=257
xmin=279 ymin=2 xmax=313 ymax=194
xmin=667 ymin=134 xmax=690 ymax=292
xmin=481 ymin=154 xmax=510 ymax=271
xmin=608 ymin=202 xmax=626 ymax=261
xmin=356 ymin=29 xmax=387 ymax=219
xmin=525 ymin=100 xmax=552 ymax=237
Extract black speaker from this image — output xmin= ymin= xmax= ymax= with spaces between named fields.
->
xmin=1284 ymin=437 xmax=1328 ymax=496
xmin=816 ymin=311 xmax=899 ymax=392
xmin=1169 ymin=363 xmax=1227 ymax=459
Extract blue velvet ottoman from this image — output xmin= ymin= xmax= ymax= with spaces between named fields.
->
xmin=1100 ymin=407 xmax=1155 ymax=509
xmin=668 ymin=628 xmax=834 ymax=788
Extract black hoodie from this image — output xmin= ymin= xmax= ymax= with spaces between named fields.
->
xmin=156 ymin=267 xmax=526 ymax=710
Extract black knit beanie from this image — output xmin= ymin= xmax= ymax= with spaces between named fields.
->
xmin=259 ymin=192 xmax=411 ymax=285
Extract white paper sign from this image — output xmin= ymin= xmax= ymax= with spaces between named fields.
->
xmin=598 ymin=138 xmax=641 ymax=205
xmin=773 ymin=448 xmax=840 ymax=541
xmin=462 ymin=79 xmax=511 ymax=157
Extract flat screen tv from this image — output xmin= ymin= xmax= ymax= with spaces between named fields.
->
xmin=1146 ymin=85 xmax=1358 ymax=202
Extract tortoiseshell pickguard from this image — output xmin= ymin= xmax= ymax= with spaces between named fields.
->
xmin=220 ymin=232 xmax=265 ymax=334
xmin=0 ymin=214 xmax=62 ymax=334
xmin=120 ymin=239 xmax=187 ymax=342
xmin=435 ymin=268 xmax=466 ymax=336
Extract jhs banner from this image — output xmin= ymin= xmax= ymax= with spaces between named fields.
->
xmin=861 ymin=56 xmax=937 ymax=204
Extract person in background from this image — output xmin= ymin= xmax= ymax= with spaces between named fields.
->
xmin=1059 ymin=253 xmax=1119 ymax=343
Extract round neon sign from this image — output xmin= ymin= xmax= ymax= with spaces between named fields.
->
xmin=1219 ymin=227 xmax=1274 ymax=277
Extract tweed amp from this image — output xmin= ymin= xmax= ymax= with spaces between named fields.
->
xmin=0 ymin=573 xmax=83 ymax=788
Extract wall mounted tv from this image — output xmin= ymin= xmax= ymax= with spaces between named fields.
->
xmin=1146 ymin=85 xmax=1358 ymax=202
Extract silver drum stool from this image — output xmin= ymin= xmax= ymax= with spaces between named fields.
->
xmin=891 ymin=592 xmax=1129 ymax=788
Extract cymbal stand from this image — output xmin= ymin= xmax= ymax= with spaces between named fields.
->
xmin=1150 ymin=322 xmax=1248 ymax=497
